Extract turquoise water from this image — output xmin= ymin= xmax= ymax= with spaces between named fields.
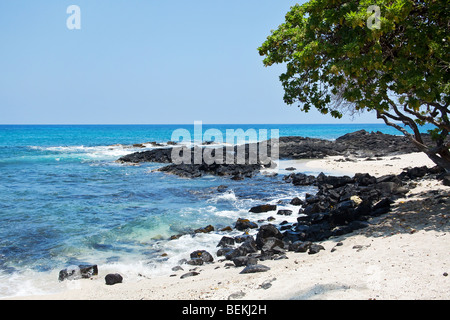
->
xmin=0 ymin=124 xmax=430 ymax=297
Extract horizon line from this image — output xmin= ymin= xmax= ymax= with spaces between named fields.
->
xmin=0 ymin=122 xmax=393 ymax=126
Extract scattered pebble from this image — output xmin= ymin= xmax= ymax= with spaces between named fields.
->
xmin=180 ymin=272 xmax=200 ymax=279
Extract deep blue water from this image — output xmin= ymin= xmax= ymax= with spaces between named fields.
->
xmin=0 ymin=123 xmax=431 ymax=297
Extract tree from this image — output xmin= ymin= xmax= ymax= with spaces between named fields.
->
xmin=258 ymin=0 xmax=450 ymax=171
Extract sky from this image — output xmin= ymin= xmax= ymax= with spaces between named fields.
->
xmin=0 ymin=0 xmax=383 ymax=125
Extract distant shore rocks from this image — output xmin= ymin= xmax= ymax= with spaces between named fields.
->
xmin=115 ymin=130 xmax=432 ymax=179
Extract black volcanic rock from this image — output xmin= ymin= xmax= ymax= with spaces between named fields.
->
xmin=117 ymin=147 xmax=174 ymax=164
xmin=116 ymin=130 xmax=431 ymax=178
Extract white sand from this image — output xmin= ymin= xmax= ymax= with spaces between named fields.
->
xmin=304 ymin=152 xmax=439 ymax=177
xmin=6 ymin=152 xmax=450 ymax=300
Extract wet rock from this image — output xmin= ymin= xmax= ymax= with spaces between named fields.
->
xmin=190 ymin=250 xmax=214 ymax=263
xmin=171 ymin=266 xmax=184 ymax=272
xmin=187 ymin=258 xmax=204 ymax=266
xmin=249 ymin=204 xmax=277 ymax=213
xmin=105 ymin=273 xmax=123 ymax=285
xmin=234 ymin=234 xmax=254 ymax=243
xmin=277 ymin=209 xmax=293 ymax=216
xmin=194 ymin=225 xmax=215 ymax=233
xmin=217 ymin=236 xmax=235 ymax=247
xmin=289 ymin=173 xmax=317 ymax=186
xmin=290 ymin=197 xmax=304 ymax=206
xmin=217 ymin=185 xmax=228 ymax=192
xmin=58 ymin=264 xmax=98 ymax=281
xmin=235 ymin=218 xmax=258 ymax=231
xmin=217 ymin=247 xmax=234 ymax=257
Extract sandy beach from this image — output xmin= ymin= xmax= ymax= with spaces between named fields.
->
xmin=7 ymin=152 xmax=449 ymax=300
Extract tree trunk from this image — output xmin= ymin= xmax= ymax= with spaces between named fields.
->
xmin=377 ymin=110 xmax=450 ymax=172
xmin=409 ymin=137 xmax=450 ymax=173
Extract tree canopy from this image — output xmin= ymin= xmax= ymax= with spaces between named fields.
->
xmin=258 ymin=0 xmax=449 ymax=171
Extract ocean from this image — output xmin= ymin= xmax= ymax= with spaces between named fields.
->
xmin=0 ymin=123 xmax=430 ymax=297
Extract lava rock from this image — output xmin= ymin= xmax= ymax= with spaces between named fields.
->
xmin=288 ymin=241 xmax=312 ymax=253
xmin=239 ymin=264 xmax=271 ymax=274
xmin=249 ymin=204 xmax=277 ymax=213
xmin=180 ymin=272 xmax=200 ymax=279
xmin=290 ymin=197 xmax=304 ymax=206
xmin=190 ymin=250 xmax=214 ymax=263
xmin=217 ymin=236 xmax=235 ymax=247
xmin=105 ymin=273 xmax=123 ymax=285
xmin=308 ymin=244 xmax=325 ymax=254
xmin=58 ymin=264 xmax=98 ymax=281
xmin=277 ymin=209 xmax=293 ymax=216
xmin=232 ymin=256 xmax=258 ymax=267
xmin=255 ymin=224 xmax=283 ymax=249
xmin=194 ymin=225 xmax=215 ymax=233
xmin=235 ymin=218 xmax=258 ymax=231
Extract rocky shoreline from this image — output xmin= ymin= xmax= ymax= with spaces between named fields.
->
xmin=57 ymin=164 xmax=448 ymax=284
xmin=116 ymin=130 xmax=434 ymax=179
xmin=162 ymin=165 xmax=447 ymax=277
xmin=56 ymin=130 xmax=448 ymax=288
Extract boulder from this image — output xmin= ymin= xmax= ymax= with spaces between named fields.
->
xmin=239 ymin=264 xmax=270 ymax=274
xmin=190 ymin=250 xmax=214 ymax=263
xmin=217 ymin=236 xmax=235 ymax=247
xmin=440 ymin=173 xmax=450 ymax=186
xmin=288 ymin=241 xmax=312 ymax=253
xmin=194 ymin=225 xmax=215 ymax=233
xmin=291 ymin=173 xmax=317 ymax=186
xmin=105 ymin=273 xmax=123 ymax=285
xmin=235 ymin=218 xmax=258 ymax=231
xmin=217 ymin=247 xmax=234 ymax=257
xmin=354 ymin=173 xmax=377 ymax=186
xmin=290 ymin=197 xmax=304 ymax=206
xmin=187 ymin=258 xmax=204 ymax=266
xmin=233 ymin=256 xmax=258 ymax=267
xmin=238 ymin=238 xmax=258 ymax=254
xmin=255 ymin=224 xmax=283 ymax=249
xmin=260 ymin=237 xmax=286 ymax=255
xmin=225 ymin=247 xmax=248 ymax=260
xmin=277 ymin=209 xmax=293 ymax=216
xmin=316 ymin=173 xmax=354 ymax=188
xmin=249 ymin=204 xmax=277 ymax=213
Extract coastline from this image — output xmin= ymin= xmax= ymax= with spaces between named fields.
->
xmin=7 ymin=151 xmax=449 ymax=300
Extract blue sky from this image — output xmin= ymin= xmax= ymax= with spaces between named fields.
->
xmin=0 ymin=0 xmax=382 ymax=124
